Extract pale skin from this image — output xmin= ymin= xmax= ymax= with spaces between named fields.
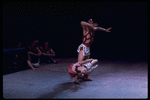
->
xmin=78 ymin=19 xmax=112 ymax=62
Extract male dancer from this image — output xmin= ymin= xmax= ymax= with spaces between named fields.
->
xmin=77 ymin=19 xmax=112 ymax=62
xmin=77 ymin=19 xmax=112 ymax=81
xmin=68 ymin=58 xmax=98 ymax=84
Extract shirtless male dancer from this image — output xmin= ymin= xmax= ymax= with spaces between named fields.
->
xmin=77 ymin=19 xmax=111 ymax=81
xmin=77 ymin=19 xmax=112 ymax=62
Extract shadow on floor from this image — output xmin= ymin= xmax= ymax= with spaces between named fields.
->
xmin=38 ymin=81 xmax=85 ymax=99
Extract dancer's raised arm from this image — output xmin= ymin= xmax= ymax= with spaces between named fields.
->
xmin=80 ymin=21 xmax=94 ymax=28
xmin=94 ymin=27 xmax=112 ymax=32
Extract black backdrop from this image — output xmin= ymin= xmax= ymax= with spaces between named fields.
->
xmin=3 ymin=1 xmax=148 ymax=61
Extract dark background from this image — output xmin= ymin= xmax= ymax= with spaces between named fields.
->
xmin=3 ymin=1 xmax=148 ymax=61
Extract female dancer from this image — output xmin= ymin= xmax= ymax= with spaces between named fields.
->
xmin=68 ymin=58 xmax=98 ymax=84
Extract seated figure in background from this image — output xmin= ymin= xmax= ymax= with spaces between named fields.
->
xmin=41 ymin=42 xmax=57 ymax=64
xmin=27 ymin=40 xmax=42 ymax=68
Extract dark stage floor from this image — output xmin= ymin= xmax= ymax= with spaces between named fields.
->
xmin=3 ymin=58 xmax=148 ymax=99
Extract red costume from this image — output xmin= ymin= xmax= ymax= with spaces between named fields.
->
xmin=68 ymin=63 xmax=77 ymax=77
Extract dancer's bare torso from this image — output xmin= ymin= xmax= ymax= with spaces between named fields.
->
xmin=82 ymin=26 xmax=95 ymax=47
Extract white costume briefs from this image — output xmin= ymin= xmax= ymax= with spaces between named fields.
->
xmin=77 ymin=43 xmax=90 ymax=56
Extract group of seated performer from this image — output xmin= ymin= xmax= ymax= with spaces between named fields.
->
xmin=14 ymin=40 xmax=57 ymax=70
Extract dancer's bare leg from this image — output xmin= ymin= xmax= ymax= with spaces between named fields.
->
xmin=77 ymin=47 xmax=92 ymax=80
xmin=77 ymin=47 xmax=85 ymax=62
xmin=83 ymin=57 xmax=92 ymax=81
xmin=84 ymin=55 xmax=90 ymax=60
xmin=83 ymin=74 xmax=92 ymax=81
xmin=74 ymin=75 xmax=80 ymax=84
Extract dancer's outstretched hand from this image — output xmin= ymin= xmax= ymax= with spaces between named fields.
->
xmin=106 ymin=27 xmax=112 ymax=32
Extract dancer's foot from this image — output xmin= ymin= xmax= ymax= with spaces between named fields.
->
xmin=83 ymin=78 xmax=92 ymax=81
xmin=74 ymin=80 xmax=80 ymax=84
